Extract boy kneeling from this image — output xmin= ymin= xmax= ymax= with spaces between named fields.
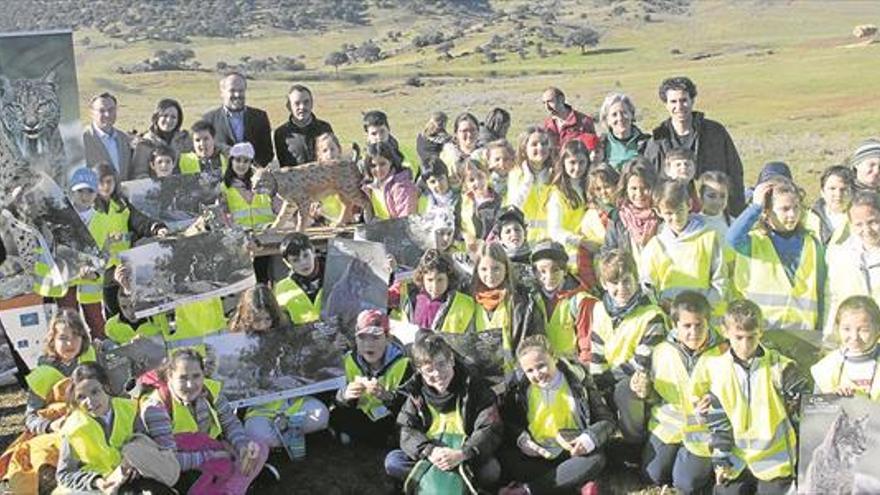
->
xmin=385 ymin=333 xmax=502 ymax=492
xmin=691 ymin=300 xmax=808 ymax=495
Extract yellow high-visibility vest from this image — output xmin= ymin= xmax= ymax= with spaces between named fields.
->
xmin=811 ymin=349 xmax=880 ymax=400
xmin=274 ymin=278 xmax=322 ymax=325
xmin=733 ymin=231 xmax=820 ymax=333
xmin=343 ymin=353 xmax=410 ymax=421
xmin=224 ymin=185 xmax=275 ymax=230
xmin=62 ymin=397 xmax=138 ymax=476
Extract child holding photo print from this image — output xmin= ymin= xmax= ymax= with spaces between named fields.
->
xmin=274 ymin=232 xmax=324 ymax=325
xmin=57 ymin=363 xmax=178 ymax=494
xmin=0 ymin=310 xmax=97 ymax=494
xmin=139 ymin=349 xmax=267 ymax=494
xmin=331 ymin=309 xmax=412 ymax=446
xmin=227 ymin=285 xmax=330 ymax=450
xmin=811 ymin=295 xmax=880 ymax=399
xmin=498 ymin=335 xmax=614 ymax=495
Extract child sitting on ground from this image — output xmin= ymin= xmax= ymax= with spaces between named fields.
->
xmin=639 ymin=291 xmax=724 ymax=493
xmin=498 ymin=335 xmax=615 ymax=495
xmin=331 ymin=310 xmax=413 ymax=446
xmin=384 ymin=333 xmax=502 ymax=492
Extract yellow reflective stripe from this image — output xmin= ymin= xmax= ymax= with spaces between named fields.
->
xmin=225 ymin=185 xmax=275 ymax=229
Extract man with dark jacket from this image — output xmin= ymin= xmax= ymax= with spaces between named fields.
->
xmin=202 ymin=72 xmax=274 ymax=166
xmin=273 ymin=84 xmax=334 ymax=167
xmin=644 ymin=77 xmax=745 ymax=215
xmin=385 ymin=333 xmax=502 ymax=491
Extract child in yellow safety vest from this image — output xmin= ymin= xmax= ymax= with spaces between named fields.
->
xmin=139 ymin=349 xmax=267 ymax=494
xmin=640 ymin=179 xmax=727 ymax=312
xmin=530 ymin=240 xmax=598 ymax=363
xmin=389 ymin=249 xmax=475 ymax=333
xmin=690 ymin=300 xmax=808 ymax=495
xmin=547 ymin=140 xmax=598 ymax=289
xmin=589 ymin=249 xmax=666 ymax=444
xmin=726 ymin=171 xmax=825 ymax=371
xmin=498 ymin=335 xmax=615 ymax=495
xmin=811 ymin=295 xmax=880 ymax=399
xmin=57 ymin=363 xmax=178 ymax=493
xmin=331 ymin=310 xmax=413 ymax=446
xmin=579 ymin=164 xmax=619 ymax=253
xmin=178 ymin=120 xmax=226 ymax=178
xmin=227 ymin=285 xmax=329 ymax=448
xmin=0 ymin=310 xmax=97 ymax=493
xmin=384 ymin=332 xmax=502 ymax=491
xmin=823 ymin=192 xmax=880 ymax=337
xmin=636 ymin=291 xmax=723 ymax=493
xmin=62 ymin=167 xmax=108 ymax=338
xmin=273 ymin=233 xmax=324 ymax=325
xmin=805 ymin=165 xmax=853 ymax=247
xmin=223 ymin=142 xmax=281 ymax=231
xmin=505 ymin=126 xmax=556 ymax=244
xmin=459 ymin=160 xmax=502 ymax=250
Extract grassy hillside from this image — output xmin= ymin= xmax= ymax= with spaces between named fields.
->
xmin=72 ymin=1 xmax=880 ymax=192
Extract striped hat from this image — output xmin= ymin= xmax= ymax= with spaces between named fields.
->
xmin=851 ymin=138 xmax=880 ymax=166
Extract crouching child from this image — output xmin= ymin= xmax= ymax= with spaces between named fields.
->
xmin=385 ymin=333 xmax=502 ymax=493
xmin=331 ymin=310 xmax=413 ymax=446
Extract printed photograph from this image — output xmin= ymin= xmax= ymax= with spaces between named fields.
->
xmin=440 ymin=329 xmax=506 ymax=385
xmin=203 ymin=323 xmax=347 ymax=408
xmin=354 ymin=215 xmax=437 ymax=269
xmin=120 ymin=229 xmax=255 ymax=318
xmin=121 ymin=173 xmax=225 ymax=232
xmin=321 ymin=238 xmax=389 ymax=332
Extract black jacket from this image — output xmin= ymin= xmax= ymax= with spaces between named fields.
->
xmin=501 ymin=358 xmax=617 ymax=448
xmin=644 ymin=112 xmax=745 ymax=215
xmin=273 ymin=115 xmax=334 ymax=168
xmin=508 ymin=283 xmax=545 ymax=354
xmin=397 ymin=360 xmax=502 ymax=463
xmin=202 ymin=106 xmax=274 ymax=166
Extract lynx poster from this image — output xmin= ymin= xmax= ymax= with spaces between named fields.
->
xmin=441 ymin=330 xmax=507 ymax=385
xmin=798 ymin=394 xmax=880 ymax=494
xmin=321 ymin=238 xmax=389 ymax=333
xmin=203 ymin=324 xmax=347 ymax=409
xmin=122 ymin=174 xmax=225 ymax=232
xmin=119 ymin=230 xmax=255 ymax=318
xmin=354 ymin=215 xmax=437 ymax=269
xmin=0 ymin=30 xmax=81 ymax=181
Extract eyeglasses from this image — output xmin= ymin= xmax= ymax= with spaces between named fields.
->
xmin=418 ymin=358 xmax=453 ymax=376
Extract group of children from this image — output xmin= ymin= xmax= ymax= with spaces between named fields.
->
xmin=2 ymin=85 xmax=880 ymax=494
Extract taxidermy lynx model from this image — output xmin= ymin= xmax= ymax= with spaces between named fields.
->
xmin=251 ymin=159 xmax=368 ymax=226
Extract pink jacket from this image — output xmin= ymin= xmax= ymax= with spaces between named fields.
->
xmin=364 ymin=169 xmax=418 ymax=219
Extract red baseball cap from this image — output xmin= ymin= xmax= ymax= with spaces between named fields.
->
xmin=356 ymin=309 xmax=389 ymax=336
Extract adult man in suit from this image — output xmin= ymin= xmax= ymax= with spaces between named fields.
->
xmin=82 ymin=93 xmax=135 ymax=180
xmin=202 ymin=72 xmax=274 ymax=167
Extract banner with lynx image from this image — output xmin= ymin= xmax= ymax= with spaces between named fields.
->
xmin=121 ymin=174 xmax=225 ymax=233
xmin=798 ymin=394 xmax=880 ymax=494
xmin=201 ymin=324 xmax=348 ymax=409
xmin=321 ymin=238 xmax=390 ymax=333
xmin=440 ymin=330 xmax=507 ymax=385
xmin=0 ymin=30 xmax=81 ymax=181
xmin=119 ymin=230 xmax=255 ymax=319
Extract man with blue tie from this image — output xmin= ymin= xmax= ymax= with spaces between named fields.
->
xmin=201 ymin=72 xmax=274 ymax=167
xmin=82 ymin=93 xmax=135 ymax=180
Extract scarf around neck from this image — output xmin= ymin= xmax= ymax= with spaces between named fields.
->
xmin=475 ymin=288 xmax=507 ymax=312
xmin=618 ymin=201 xmax=660 ymax=247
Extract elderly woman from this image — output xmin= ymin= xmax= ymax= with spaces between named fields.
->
xmin=597 ymin=92 xmax=649 ymax=171
xmin=131 ymin=98 xmax=193 ymax=179
xmin=440 ymin=112 xmax=481 ymax=187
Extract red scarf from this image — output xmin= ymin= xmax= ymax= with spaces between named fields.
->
xmin=475 ymin=288 xmax=507 ymax=312
xmin=618 ymin=201 xmax=660 ymax=247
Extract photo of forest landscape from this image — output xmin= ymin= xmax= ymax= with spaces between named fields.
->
xmin=121 ymin=173 xmax=224 ymax=232
xmin=204 ymin=322 xmax=347 ymax=408
xmin=120 ymin=229 xmax=255 ymax=318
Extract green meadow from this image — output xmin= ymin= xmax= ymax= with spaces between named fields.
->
xmin=74 ymin=0 xmax=879 ymax=192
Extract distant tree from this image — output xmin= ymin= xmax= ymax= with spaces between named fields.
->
xmin=356 ymin=41 xmax=382 ymax=63
xmin=565 ymin=27 xmax=600 ymax=54
xmin=324 ymin=51 xmax=349 ymax=77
